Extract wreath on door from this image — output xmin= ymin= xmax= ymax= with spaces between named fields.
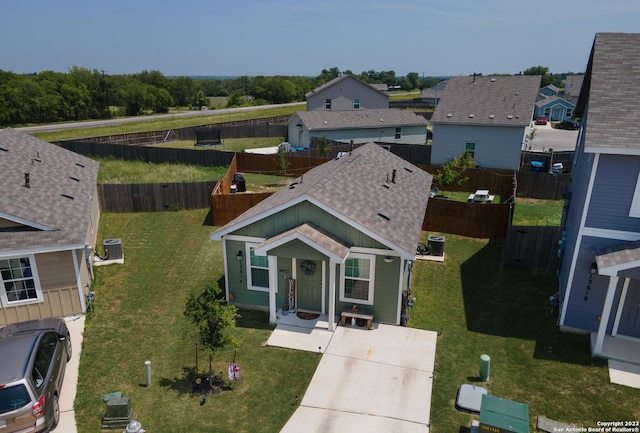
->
xmin=300 ymin=260 xmax=316 ymax=276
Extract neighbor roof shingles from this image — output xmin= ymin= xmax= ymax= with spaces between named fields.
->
xmin=431 ymin=75 xmax=541 ymax=127
xmin=296 ymin=109 xmax=427 ymax=131
xmin=213 ymin=143 xmax=432 ymax=258
xmin=0 ymin=128 xmax=99 ymax=253
xmin=580 ymin=33 xmax=640 ymax=150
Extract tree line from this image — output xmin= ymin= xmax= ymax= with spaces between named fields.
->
xmin=0 ymin=65 xmax=579 ymax=127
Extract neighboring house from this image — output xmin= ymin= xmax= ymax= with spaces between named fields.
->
xmin=563 ymin=75 xmax=584 ymax=105
xmin=557 ymin=33 xmax=640 ymax=360
xmin=210 ymin=143 xmax=432 ymax=330
xmin=305 ymin=74 xmax=389 ymax=111
xmin=0 ymin=128 xmax=100 ymax=326
xmin=539 ymin=84 xmax=560 ymax=98
xmin=287 ymin=108 xmax=428 ymax=148
xmin=430 ymin=75 xmax=541 ymax=170
xmin=534 ymin=96 xmax=576 ymax=122
xmin=414 ymin=80 xmax=449 ymax=106
xmin=370 ymin=83 xmax=389 ymax=92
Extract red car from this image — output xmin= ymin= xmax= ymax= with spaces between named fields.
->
xmin=535 ymin=116 xmax=548 ymax=125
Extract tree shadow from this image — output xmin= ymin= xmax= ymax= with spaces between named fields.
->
xmin=159 ymin=366 xmax=232 ymax=399
xmin=460 ymin=239 xmax=598 ymax=365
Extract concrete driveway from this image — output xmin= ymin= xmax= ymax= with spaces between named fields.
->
xmin=278 ymin=324 xmax=437 ymax=433
xmin=529 ymin=120 xmax=579 ymax=152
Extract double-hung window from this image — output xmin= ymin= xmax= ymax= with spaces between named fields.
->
xmin=0 ymin=256 xmax=43 ymax=307
xmin=248 ymin=246 xmax=270 ymax=291
xmin=395 ymin=127 xmax=401 ymax=140
xmin=340 ymin=254 xmax=375 ymax=305
xmin=325 ymin=99 xmax=332 ymax=110
xmin=353 ymin=98 xmax=360 ymax=109
xmin=465 ymin=142 xmax=476 ymax=158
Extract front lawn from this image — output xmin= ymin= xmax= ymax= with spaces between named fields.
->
xmin=410 ymin=233 xmax=640 ymax=432
xmin=75 ymin=210 xmax=319 ymax=433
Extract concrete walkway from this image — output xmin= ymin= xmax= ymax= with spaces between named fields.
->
xmin=58 ymin=314 xmax=85 ymax=433
xmin=269 ymin=317 xmax=437 ymax=433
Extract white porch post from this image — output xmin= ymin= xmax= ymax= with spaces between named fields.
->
xmin=268 ymin=255 xmax=277 ymax=323
xmin=594 ymin=275 xmax=619 ymax=355
xmin=328 ymin=261 xmax=336 ymax=331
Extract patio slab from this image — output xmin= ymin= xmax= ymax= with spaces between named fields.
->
xmin=608 ymin=360 xmax=640 ymax=389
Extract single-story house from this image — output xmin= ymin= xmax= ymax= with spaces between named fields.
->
xmin=431 ymin=75 xmax=541 ymax=170
xmin=287 ymin=108 xmax=428 ymax=148
xmin=534 ymin=96 xmax=576 ymax=122
xmin=210 ymin=143 xmax=432 ymax=330
xmin=0 ymin=128 xmax=100 ymax=326
xmin=557 ymin=32 xmax=640 ymax=361
xmin=305 ymin=74 xmax=389 ymax=111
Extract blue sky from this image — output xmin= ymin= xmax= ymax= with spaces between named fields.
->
xmin=2 ymin=0 xmax=639 ymax=77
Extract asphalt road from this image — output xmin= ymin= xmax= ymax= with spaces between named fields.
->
xmin=528 ymin=121 xmax=579 ymax=152
xmin=15 ymin=102 xmax=305 ymax=133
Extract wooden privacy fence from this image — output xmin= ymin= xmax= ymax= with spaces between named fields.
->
xmin=98 ymin=181 xmax=216 ymax=212
xmin=423 ymin=198 xmax=512 ymax=239
xmin=503 ymin=225 xmax=562 ymax=274
xmin=515 ymin=172 xmax=569 ymax=199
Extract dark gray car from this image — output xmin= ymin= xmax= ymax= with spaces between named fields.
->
xmin=0 ymin=318 xmax=71 ymax=433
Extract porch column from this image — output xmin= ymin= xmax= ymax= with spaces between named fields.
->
xmin=328 ymin=261 xmax=336 ymax=331
xmin=594 ymin=275 xmax=619 ymax=355
xmin=268 ymin=255 xmax=277 ymax=323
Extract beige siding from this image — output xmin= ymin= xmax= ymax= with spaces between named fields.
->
xmin=37 ymin=251 xmax=76 ymax=289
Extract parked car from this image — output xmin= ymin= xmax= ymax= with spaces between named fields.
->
xmin=0 ymin=318 xmax=71 ymax=433
xmin=554 ymin=120 xmax=580 ymax=130
xmin=535 ymin=116 xmax=548 ymax=125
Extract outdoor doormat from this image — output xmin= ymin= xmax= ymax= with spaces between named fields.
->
xmin=296 ymin=311 xmax=320 ymax=320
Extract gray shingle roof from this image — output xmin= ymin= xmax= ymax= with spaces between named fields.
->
xmin=535 ymin=95 xmax=575 ymax=108
xmin=212 ymin=143 xmax=432 ymax=259
xmin=431 ymin=75 xmax=541 ymax=127
xmin=564 ymin=75 xmax=584 ymax=97
xmin=295 ymin=109 xmax=427 ymax=131
xmin=579 ymin=33 xmax=640 ymax=150
xmin=305 ymin=74 xmax=388 ymax=99
xmin=595 ymin=240 xmax=640 ymax=273
xmin=0 ymin=128 xmax=99 ymax=253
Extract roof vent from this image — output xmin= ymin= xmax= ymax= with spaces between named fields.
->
xmin=69 ymin=175 xmax=80 ymax=182
xmin=489 ymin=114 xmax=495 ymax=119
xmin=446 ymin=113 xmax=453 ymax=118
xmin=61 ymin=193 xmax=75 ymax=200
xmin=377 ymin=212 xmax=391 ymax=221
xmin=404 ymin=167 xmax=413 ymax=173
xmin=469 ymin=114 xmax=475 ymax=118
xmin=24 ymin=173 xmax=30 ymax=188
xmin=0 ymin=145 xmax=8 ymax=152
xmin=507 ymin=115 xmax=513 ymax=119
xmin=490 ymin=78 xmax=496 ymax=82
xmin=383 ymin=184 xmax=390 ymax=189
xmin=379 ymin=118 xmax=384 ymax=122
xmin=323 ymin=121 xmax=328 ymax=124
xmin=75 ymin=162 xmax=85 ymax=168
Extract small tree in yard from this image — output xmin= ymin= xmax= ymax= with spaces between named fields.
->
xmin=184 ymin=283 xmax=239 ymax=388
xmin=317 ymin=135 xmax=331 ymax=157
xmin=275 ymin=145 xmax=291 ymax=182
xmin=432 ymin=149 xmax=476 ymax=195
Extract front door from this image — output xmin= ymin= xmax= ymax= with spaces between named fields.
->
xmin=618 ymin=280 xmax=640 ymax=338
xmin=297 ymin=260 xmax=322 ymax=311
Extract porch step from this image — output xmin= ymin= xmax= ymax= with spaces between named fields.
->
xmin=608 ymin=359 xmax=640 ymax=389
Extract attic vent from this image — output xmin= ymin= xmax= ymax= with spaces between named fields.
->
xmin=404 ymin=167 xmax=413 ymax=173
xmin=69 ymin=175 xmax=80 ymax=182
xmin=507 ymin=115 xmax=514 ymax=119
xmin=490 ymin=78 xmax=496 ymax=82
xmin=61 ymin=193 xmax=75 ymax=200
xmin=469 ymin=114 xmax=475 ymax=118
xmin=489 ymin=115 xmax=495 ymax=119
xmin=446 ymin=113 xmax=453 ymax=118
xmin=379 ymin=118 xmax=384 ymax=122
xmin=377 ymin=212 xmax=391 ymax=221
xmin=75 ymin=162 xmax=85 ymax=168
xmin=323 ymin=121 xmax=328 ymax=124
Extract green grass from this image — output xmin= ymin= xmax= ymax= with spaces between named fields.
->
xmin=75 ymin=210 xmax=320 ymax=433
xmin=513 ymin=198 xmax=563 ymax=226
xmin=95 ymin=157 xmax=229 ymax=184
xmin=32 ymin=105 xmax=301 ymax=142
xmin=410 ymin=233 xmax=640 ymax=432
xmin=154 ymin=137 xmax=284 ymax=153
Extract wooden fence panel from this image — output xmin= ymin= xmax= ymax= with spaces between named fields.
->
xmin=515 ymin=172 xmax=569 ymax=199
xmin=503 ymin=225 xmax=562 ymax=274
xmin=423 ymin=198 xmax=511 ymax=238
xmin=98 ymin=181 xmax=216 ymax=212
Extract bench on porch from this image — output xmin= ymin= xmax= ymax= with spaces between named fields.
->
xmin=340 ymin=306 xmax=374 ymax=329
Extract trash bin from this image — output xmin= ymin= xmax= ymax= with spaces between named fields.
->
xmin=233 ymin=173 xmax=246 ymax=192
xmin=427 ymin=235 xmax=445 ymax=257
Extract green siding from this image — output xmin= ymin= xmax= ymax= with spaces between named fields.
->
xmin=225 ymin=239 xmax=269 ymax=307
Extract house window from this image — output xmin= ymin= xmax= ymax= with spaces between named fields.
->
xmin=248 ymin=246 xmax=269 ymax=291
xmin=629 ymin=174 xmax=640 ymax=218
xmin=395 ymin=127 xmax=401 ymax=140
xmin=566 ymin=108 xmax=573 ymax=118
xmin=325 ymin=99 xmax=332 ymax=110
xmin=465 ymin=142 xmax=476 ymax=158
xmin=0 ymin=256 xmax=43 ymax=307
xmin=544 ymin=108 xmax=550 ymax=117
xmin=340 ymin=253 xmax=375 ymax=305
xmin=353 ymin=98 xmax=360 ymax=109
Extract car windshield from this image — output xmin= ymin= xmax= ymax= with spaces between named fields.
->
xmin=0 ymin=384 xmax=30 ymax=414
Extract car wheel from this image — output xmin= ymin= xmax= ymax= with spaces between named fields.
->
xmin=50 ymin=394 xmax=60 ymax=431
xmin=66 ymin=333 xmax=72 ymax=362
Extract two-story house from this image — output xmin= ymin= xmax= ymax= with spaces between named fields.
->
xmin=305 ymin=74 xmax=388 ymax=112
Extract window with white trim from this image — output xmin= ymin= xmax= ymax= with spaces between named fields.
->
xmin=0 ymin=256 xmax=43 ymax=307
xmin=325 ymin=99 xmax=331 ymax=110
xmin=465 ymin=142 xmax=476 ymax=159
xmin=340 ymin=253 xmax=375 ymax=305
xmin=629 ymin=173 xmax=640 ymax=218
xmin=566 ymin=108 xmax=573 ymax=118
xmin=248 ymin=246 xmax=270 ymax=291
xmin=353 ymin=98 xmax=360 ymax=109
xmin=395 ymin=127 xmax=401 ymax=140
